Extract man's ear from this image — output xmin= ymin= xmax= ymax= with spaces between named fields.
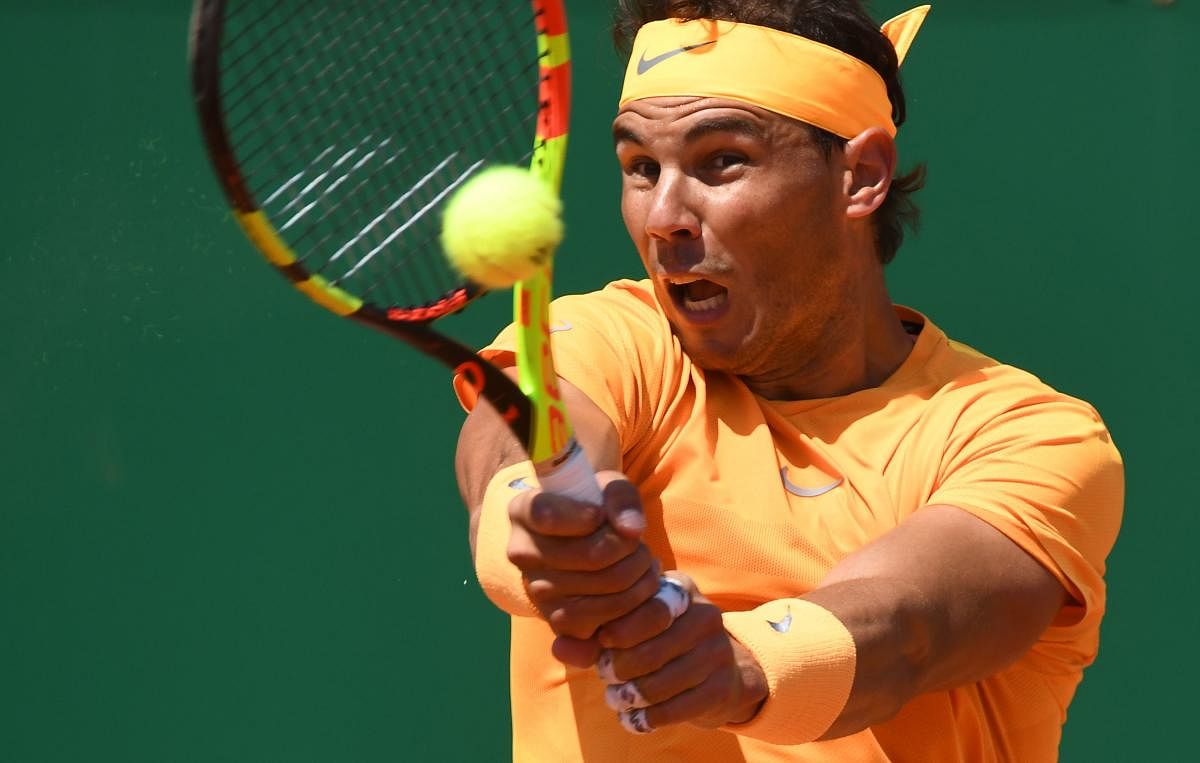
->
xmin=843 ymin=127 xmax=896 ymax=219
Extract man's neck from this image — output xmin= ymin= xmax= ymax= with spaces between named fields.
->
xmin=743 ymin=290 xmax=914 ymax=402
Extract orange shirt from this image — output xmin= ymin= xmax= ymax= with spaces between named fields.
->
xmin=459 ymin=279 xmax=1124 ymax=762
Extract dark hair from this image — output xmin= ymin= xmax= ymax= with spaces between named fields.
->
xmin=613 ymin=0 xmax=926 ymax=264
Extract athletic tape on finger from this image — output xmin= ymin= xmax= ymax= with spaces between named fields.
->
xmin=605 ymin=681 xmax=649 ymax=712
xmin=654 ymin=576 xmax=689 ymax=621
xmin=619 ymin=708 xmax=655 ymax=735
xmin=596 ymin=650 xmax=618 ymax=682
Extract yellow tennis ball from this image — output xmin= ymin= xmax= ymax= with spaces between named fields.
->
xmin=441 ymin=165 xmax=563 ymax=289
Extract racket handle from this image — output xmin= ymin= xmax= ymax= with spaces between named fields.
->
xmin=536 ymin=439 xmax=604 ymax=505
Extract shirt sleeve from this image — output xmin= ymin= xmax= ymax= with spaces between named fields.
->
xmin=927 ymin=389 xmax=1124 ymax=667
xmin=452 ymin=279 xmax=678 ymax=456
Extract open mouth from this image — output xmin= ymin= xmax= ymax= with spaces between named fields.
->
xmin=667 ymin=278 xmax=729 ymax=320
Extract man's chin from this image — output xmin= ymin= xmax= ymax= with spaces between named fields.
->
xmin=673 ymin=329 xmax=745 ymax=375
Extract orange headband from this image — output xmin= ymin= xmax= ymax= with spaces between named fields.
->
xmin=618 ymin=6 xmax=930 ymax=139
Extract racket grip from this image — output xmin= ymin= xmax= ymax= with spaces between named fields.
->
xmin=536 ymin=439 xmax=604 ymax=505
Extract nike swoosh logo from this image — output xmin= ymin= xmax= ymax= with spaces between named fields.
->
xmin=780 ymin=468 xmax=843 ymax=498
xmin=549 ymin=321 xmax=573 ymax=333
xmin=636 ymin=40 xmax=716 ymax=75
xmin=767 ymin=606 xmax=792 ymax=633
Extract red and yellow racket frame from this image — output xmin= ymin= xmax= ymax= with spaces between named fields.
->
xmin=191 ymin=0 xmax=595 ymax=494
xmin=517 ymin=0 xmax=575 ymax=470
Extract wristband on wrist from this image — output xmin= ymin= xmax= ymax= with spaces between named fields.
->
xmin=720 ymin=599 xmax=856 ymax=745
xmin=473 ymin=461 xmax=539 ymax=617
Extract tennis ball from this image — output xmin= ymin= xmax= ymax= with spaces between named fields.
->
xmin=441 ymin=165 xmax=563 ymax=289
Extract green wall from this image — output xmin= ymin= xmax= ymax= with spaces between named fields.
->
xmin=2 ymin=1 xmax=1194 ymax=760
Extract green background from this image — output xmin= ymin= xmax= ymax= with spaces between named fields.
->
xmin=2 ymin=1 xmax=1194 ymax=760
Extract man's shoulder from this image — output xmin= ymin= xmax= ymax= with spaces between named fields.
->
xmin=920 ymin=320 xmax=1110 ymax=438
xmin=552 ymin=278 xmax=673 ymax=341
xmin=556 ymin=278 xmax=661 ymax=316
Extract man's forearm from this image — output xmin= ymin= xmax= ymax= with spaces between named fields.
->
xmin=733 ymin=505 xmax=1067 ymax=741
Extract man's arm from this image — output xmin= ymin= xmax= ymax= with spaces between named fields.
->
xmin=808 ymin=504 xmax=1067 ymax=738
xmin=456 ymin=373 xmax=1069 ymax=740
xmin=456 ymin=369 xmax=664 ymax=642
xmin=454 ymin=369 xmax=623 ymax=558
xmin=591 ymin=502 xmax=1067 ymax=741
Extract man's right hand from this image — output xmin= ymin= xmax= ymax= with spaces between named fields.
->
xmin=506 ymin=471 xmax=660 ymax=663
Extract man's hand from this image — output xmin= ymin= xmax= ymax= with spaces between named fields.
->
xmin=507 ymin=470 xmax=768 ymax=733
xmin=506 ymin=471 xmax=660 ymax=648
xmin=594 ymin=573 xmax=769 ymax=733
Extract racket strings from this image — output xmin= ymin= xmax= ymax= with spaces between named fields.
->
xmin=351 ymin=6 xmax=541 ymax=305
xmin=324 ymin=8 xmax=488 ymax=303
xmin=292 ymin=9 xmax=473 ymax=302
xmin=218 ymin=0 xmax=544 ymax=313
xmin=343 ymin=9 xmax=541 ymax=307
xmin=224 ymin=7 xmax=322 ymax=182
xmin=296 ymin=5 xmax=524 ymax=305
xmin=224 ymin=3 xmax=472 ymax=298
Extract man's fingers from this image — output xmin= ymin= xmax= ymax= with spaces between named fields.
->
xmin=654 ymin=576 xmax=690 ymax=620
xmin=523 ymin=558 xmax=662 ymax=641
xmin=544 ymin=567 xmax=663 ymax=639
xmin=510 ymin=474 xmax=643 ymax=540
xmin=605 ymin=680 xmax=650 ymax=711
xmin=525 ymin=545 xmax=658 ymax=597
xmin=589 ymin=572 xmax=765 ymax=735
xmin=509 ymin=488 xmax=605 ymax=538
xmin=508 ymin=522 xmax=642 ymax=572
xmin=596 ymin=472 xmax=646 ymax=538
xmin=551 ymin=634 xmax=602 ymax=668
xmin=597 ymin=573 xmax=698 ymax=651
xmin=618 ymin=664 xmax=742 ymax=734
xmin=604 ymin=633 xmax=730 ymax=711
xmin=614 ymin=599 xmax=725 ymax=678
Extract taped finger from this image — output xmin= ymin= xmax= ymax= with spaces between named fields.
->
xmin=618 ymin=708 xmax=655 ymax=735
xmin=654 ymin=576 xmax=690 ymax=622
xmin=604 ymin=681 xmax=649 ymax=711
xmin=596 ymin=650 xmax=617 ymax=682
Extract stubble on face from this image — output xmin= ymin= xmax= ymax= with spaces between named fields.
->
xmin=614 ymin=98 xmax=862 ymax=393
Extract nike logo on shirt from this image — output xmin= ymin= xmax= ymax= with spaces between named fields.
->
xmin=636 ymin=40 xmax=716 ymax=74
xmin=780 ymin=468 xmax=843 ymax=498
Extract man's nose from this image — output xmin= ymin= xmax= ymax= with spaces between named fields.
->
xmin=644 ymin=172 xmax=701 ymax=243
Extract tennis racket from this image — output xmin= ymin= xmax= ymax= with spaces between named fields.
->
xmin=188 ymin=0 xmax=600 ymax=502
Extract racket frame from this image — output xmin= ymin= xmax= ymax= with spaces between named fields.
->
xmin=189 ymin=0 xmax=592 ymax=488
xmin=514 ymin=0 xmax=579 ymax=472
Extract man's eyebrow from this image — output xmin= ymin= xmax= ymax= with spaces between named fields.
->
xmin=612 ymin=125 xmax=642 ymax=147
xmin=684 ymin=116 xmax=767 ymax=143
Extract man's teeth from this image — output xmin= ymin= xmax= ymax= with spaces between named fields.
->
xmin=682 ymin=290 xmax=727 ymax=312
xmin=668 ymin=278 xmax=728 ymax=313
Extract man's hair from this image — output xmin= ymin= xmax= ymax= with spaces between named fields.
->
xmin=613 ymin=0 xmax=926 ymax=264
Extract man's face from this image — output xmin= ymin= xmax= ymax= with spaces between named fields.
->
xmin=613 ymin=97 xmax=861 ymax=380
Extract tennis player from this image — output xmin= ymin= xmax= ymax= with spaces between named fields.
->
xmin=454 ymin=2 xmax=1124 ymax=760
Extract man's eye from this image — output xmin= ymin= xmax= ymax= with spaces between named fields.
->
xmin=629 ymin=160 xmax=660 ymax=179
xmin=711 ymin=153 xmax=745 ymax=170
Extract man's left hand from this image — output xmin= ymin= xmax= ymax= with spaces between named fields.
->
xmin=589 ymin=573 xmax=769 ymax=733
